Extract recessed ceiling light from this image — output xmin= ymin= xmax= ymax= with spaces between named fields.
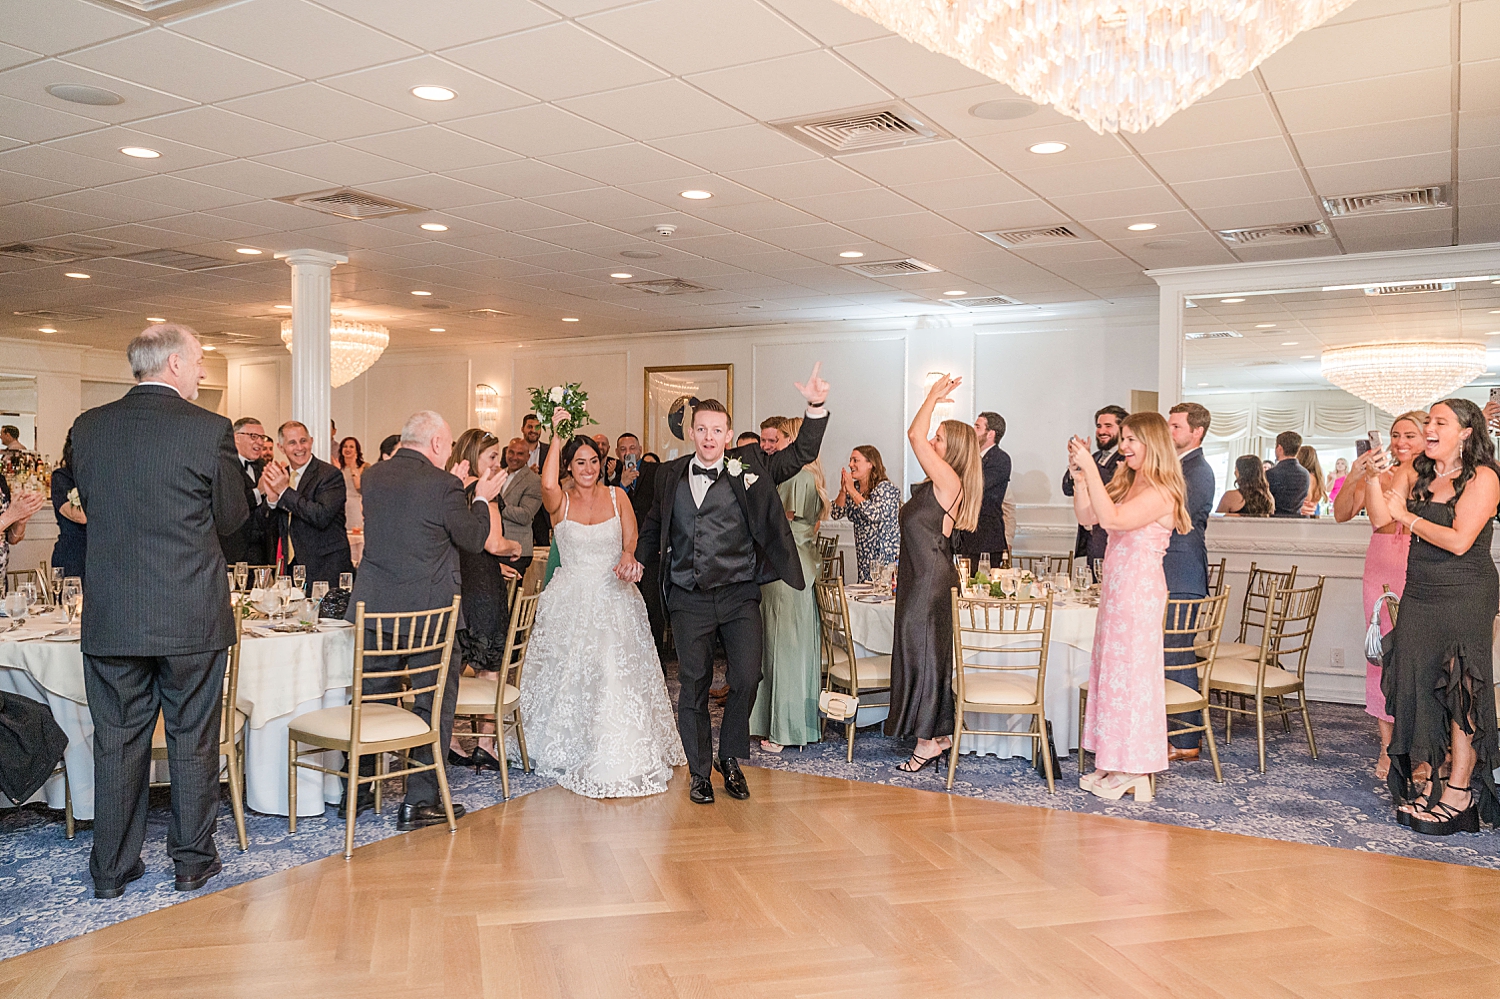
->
xmin=64 ymin=272 xmax=90 ymax=279
xmin=37 ymin=327 xmax=57 ymax=333
xmin=146 ymin=317 xmax=166 ymax=322
xmin=420 ymin=223 xmax=448 ymax=232
xmin=274 ymin=304 xmax=292 ymax=310
xmin=679 ymin=189 xmax=713 ymax=200
xmin=202 ymin=344 xmax=217 ymax=351
xmin=411 ymin=86 xmax=456 ymax=101
xmin=561 ymin=317 xmax=580 ymax=322
xmin=46 ymin=83 xmax=123 ymax=106
xmin=969 ymin=98 xmax=1039 ymax=120
xmin=1281 ymin=341 xmax=1299 ymax=345
xmin=1489 ymin=331 xmax=1500 ymax=336
xmin=428 ymin=327 xmax=445 ymax=332
xmin=943 ymin=290 xmax=966 ymax=296
xmin=1028 ymin=141 xmax=1068 ymax=155
xmin=1126 ymin=223 xmax=1158 ymax=231
xmin=236 ymin=247 xmax=262 ymax=255
xmin=610 ymin=272 xmax=633 ymax=279
xmin=1300 ymin=355 xmax=1314 ymax=359
xmin=1490 ymin=309 xmax=1500 ymax=314
xmin=1255 ymin=323 xmax=1277 ymax=328
xmin=411 ymin=290 xmax=432 ymax=296
xmin=1219 ymin=298 xmax=1245 ymax=304
xmin=839 ymin=251 xmax=865 ymax=258
xmin=120 ymin=146 xmax=160 ymax=159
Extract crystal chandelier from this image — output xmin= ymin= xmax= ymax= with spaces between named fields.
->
xmin=1321 ymin=341 xmax=1487 ymax=415
xmin=830 ymin=0 xmax=1359 ymax=133
xmin=280 ymin=319 xmax=389 ymax=388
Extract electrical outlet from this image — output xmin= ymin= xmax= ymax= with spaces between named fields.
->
xmin=1330 ymin=648 xmax=1345 ymax=669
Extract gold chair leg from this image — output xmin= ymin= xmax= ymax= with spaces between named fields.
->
xmin=287 ymin=736 xmax=298 ymax=834
xmin=62 ymin=767 xmax=75 ymax=841
xmin=945 ymin=718 xmax=961 ymax=790
xmin=1077 ymin=688 xmax=1088 ymax=774
xmin=1299 ymin=694 xmax=1318 ymax=759
xmin=431 ymin=737 xmax=458 ymax=833
xmin=1201 ymin=707 xmax=1223 ymax=783
xmin=226 ymin=736 xmax=248 ymax=852
xmin=1277 ymin=694 xmax=1291 ymax=733
xmin=1038 ymin=714 xmax=1055 ymax=795
xmin=1224 ymin=697 xmax=1233 ymax=743
xmin=846 ymin=704 xmax=855 ymax=763
xmin=344 ymin=752 xmax=359 ymax=860
xmin=1255 ymin=696 xmax=1267 ymax=774
xmin=374 ymin=752 xmax=385 ymax=815
xmin=498 ymin=717 xmax=511 ymax=801
xmin=515 ymin=712 xmax=531 ymax=772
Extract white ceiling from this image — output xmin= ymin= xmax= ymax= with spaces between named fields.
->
xmin=1 ymin=0 xmax=1498 ymax=356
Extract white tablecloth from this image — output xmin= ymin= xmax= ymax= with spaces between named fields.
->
xmin=844 ymin=595 xmax=1098 ymax=759
xmin=0 ymin=613 xmax=355 ymax=819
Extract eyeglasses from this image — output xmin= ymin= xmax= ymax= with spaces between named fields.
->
xmin=235 ymin=432 xmax=272 ymax=443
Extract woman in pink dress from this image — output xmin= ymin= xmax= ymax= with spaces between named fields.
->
xmin=1332 ymin=410 xmax=1427 ymax=779
xmin=1068 ymin=412 xmax=1191 ymax=803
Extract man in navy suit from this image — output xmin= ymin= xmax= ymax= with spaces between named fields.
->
xmin=1265 ymin=431 xmax=1310 ymax=516
xmin=1062 ymin=405 xmax=1127 ymax=572
xmin=1164 ymin=402 xmax=1216 ymax=760
xmin=953 ymin=410 xmax=1012 ymax=564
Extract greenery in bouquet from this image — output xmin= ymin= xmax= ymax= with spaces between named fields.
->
xmin=528 ymin=381 xmax=598 ymax=440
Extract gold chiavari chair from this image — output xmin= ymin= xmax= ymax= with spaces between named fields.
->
xmin=36 ymin=561 xmax=56 ymax=605
xmin=1163 ymin=590 xmax=1231 ymax=783
xmin=947 ymin=590 xmax=1055 ymax=792
xmin=1207 ymin=558 xmax=1227 ymax=597
xmin=814 ymin=577 xmax=891 ymax=761
xmin=816 ymin=534 xmax=839 ymax=562
xmin=452 ymin=590 xmax=540 ymax=800
xmin=1208 ymin=578 xmax=1325 ymax=773
xmin=289 ymin=597 xmax=461 ymax=859
xmin=1217 ymin=561 xmax=1297 ymax=660
xmin=521 ymin=548 xmax=549 ymax=596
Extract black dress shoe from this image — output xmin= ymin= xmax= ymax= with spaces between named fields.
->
xmin=446 ymin=748 xmax=475 ymax=768
xmin=93 ymin=859 xmax=146 ymax=899
xmin=174 ymin=856 xmax=222 ymax=892
xmin=470 ymin=746 xmax=503 ymax=772
xmin=396 ymin=802 xmax=465 ymax=830
xmin=337 ymin=789 xmax=375 ymax=819
xmin=689 ymin=775 xmax=714 ymax=804
xmin=714 ymin=757 xmax=750 ymax=800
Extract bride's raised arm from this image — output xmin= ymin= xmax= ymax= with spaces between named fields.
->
xmin=541 ymin=408 xmax=568 ymax=523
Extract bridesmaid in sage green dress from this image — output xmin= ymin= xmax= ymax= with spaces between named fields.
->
xmin=751 ymin=417 xmax=826 ymax=751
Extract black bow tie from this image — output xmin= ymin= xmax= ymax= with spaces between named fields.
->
xmin=691 ymin=464 xmax=720 ymax=481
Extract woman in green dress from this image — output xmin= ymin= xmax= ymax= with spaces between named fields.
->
xmin=751 ymin=416 xmax=828 ymax=751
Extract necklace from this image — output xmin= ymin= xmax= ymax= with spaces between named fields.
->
xmin=1434 ymin=465 xmax=1461 ymax=480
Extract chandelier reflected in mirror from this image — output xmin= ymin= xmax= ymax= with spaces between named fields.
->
xmin=830 ymin=0 xmax=1359 ymax=133
xmin=1321 ymin=341 xmax=1487 ymax=416
xmin=281 ymin=319 xmax=389 ymax=388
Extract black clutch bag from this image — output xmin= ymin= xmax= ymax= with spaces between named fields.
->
xmin=319 ymin=588 xmax=350 ymax=620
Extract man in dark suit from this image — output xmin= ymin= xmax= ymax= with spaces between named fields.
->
xmin=954 ymin=410 xmax=1012 ymax=563
xmin=1165 ymin=402 xmax=1217 ymax=760
xmin=347 ymin=410 xmax=507 ymax=829
xmin=1062 ymin=405 xmax=1127 ymax=573
xmin=1265 ymin=431 xmax=1311 ymax=516
xmin=70 ymin=323 xmax=248 ymax=898
xmin=610 ymin=432 xmax=666 ymax=653
xmin=260 ymin=420 xmax=354 ymax=587
xmin=522 ymin=413 xmax=551 ymax=548
xmin=219 ymin=416 xmax=275 ymax=566
xmin=638 ymin=364 xmax=830 ymax=805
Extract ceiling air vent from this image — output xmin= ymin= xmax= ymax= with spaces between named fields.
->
xmin=840 ymin=258 xmax=942 ymax=278
xmin=772 ymin=104 xmax=946 ymax=155
xmin=120 ymin=249 xmax=244 ymax=271
xmin=624 ymin=278 xmax=712 ymax=295
xmin=945 ymin=295 xmax=1023 ymax=308
xmin=978 ymin=226 xmax=1081 ymax=248
xmin=1363 ymin=282 xmax=1456 ymax=296
xmin=1184 ymin=330 xmax=1243 ymax=340
xmin=1216 ymin=221 xmax=1330 ymax=245
xmin=280 ymin=187 xmax=423 ymax=221
xmin=1322 ymin=185 xmax=1449 ymax=217
xmin=462 ymin=308 xmax=515 ymax=320
xmin=13 ymin=309 xmax=102 ymax=322
xmin=0 ymin=243 xmax=83 ymax=264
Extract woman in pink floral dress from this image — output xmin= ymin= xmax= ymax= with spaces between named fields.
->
xmin=1068 ymin=411 xmax=1190 ymax=802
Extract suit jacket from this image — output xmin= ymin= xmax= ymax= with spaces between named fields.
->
xmin=273 ymin=455 xmax=354 ymax=586
xmin=220 ymin=455 xmax=274 ymax=566
xmin=70 ymin=384 xmax=248 ymax=656
xmin=498 ymin=465 xmax=543 ymax=552
xmin=1062 ymin=448 xmax=1124 ymax=559
xmin=1163 ymin=447 xmax=1215 ymax=596
xmin=638 ymin=414 xmax=828 ymax=595
xmin=953 ymin=445 xmax=1011 ymax=560
xmin=1265 ymin=458 xmax=1310 ymax=517
xmin=348 ymin=448 xmax=491 ymax=621
xmin=530 ymin=441 xmax=551 ymax=547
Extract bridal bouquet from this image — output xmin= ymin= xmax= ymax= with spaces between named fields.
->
xmin=528 ymin=381 xmax=598 ymax=439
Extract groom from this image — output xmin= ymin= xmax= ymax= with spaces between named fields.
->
xmin=638 ymin=363 xmax=830 ymax=804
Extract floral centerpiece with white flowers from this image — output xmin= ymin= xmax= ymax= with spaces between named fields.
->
xmin=528 ymin=381 xmax=598 ymax=440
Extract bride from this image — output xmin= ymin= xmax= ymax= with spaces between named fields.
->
xmin=519 ymin=409 xmax=686 ymax=797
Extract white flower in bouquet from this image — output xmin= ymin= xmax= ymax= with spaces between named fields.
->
xmin=528 ymin=381 xmax=599 ymax=440
xmin=549 ymin=385 xmax=565 ymax=404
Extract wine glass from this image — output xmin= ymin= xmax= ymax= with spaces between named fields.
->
xmin=61 ymin=578 xmax=82 ymax=626
xmin=338 ymin=572 xmax=353 ymax=591
xmin=999 ymin=574 xmax=1017 ymax=600
xmin=254 ymin=567 xmax=274 ymax=591
xmin=233 ymin=562 xmax=249 ymax=592
xmin=19 ymin=581 xmax=39 ymax=615
xmin=51 ymin=566 xmax=65 ymax=607
xmin=274 ymin=575 xmax=293 ymax=625
xmin=976 ymin=553 xmax=991 ymax=580
xmin=1073 ymin=563 xmax=1090 ymax=596
xmin=1092 ymin=558 xmax=1105 ymax=585
xmin=292 ymin=564 xmax=307 ymax=594
xmin=311 ymin=580 xmax=329 ymax=604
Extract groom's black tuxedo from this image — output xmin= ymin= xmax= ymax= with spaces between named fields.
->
xmin=638 ymin=412 xmax=829 ymax=780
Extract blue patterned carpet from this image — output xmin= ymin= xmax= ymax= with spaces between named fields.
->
xmin=3 ymin=698 xmax=1495 ymax=961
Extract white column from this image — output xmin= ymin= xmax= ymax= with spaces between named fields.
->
xmin=275 ymin=249 xmax=347 ymax=462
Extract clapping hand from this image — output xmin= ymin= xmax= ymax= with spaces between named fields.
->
xmin=613 ymin=551 xmax=643 ymax=583
xmin=9 ymin=489 xmax=45 ymax=522
xmin=795 ymin=361 xmax=829 ymax=407
xmin=1066 ymin=435 xmax=1091 ymax=473
xmin=259 ymin=460 xmax=289 ymax=502
xmin=840 ymin=466 xmax=863 ymax=504
xmin=474 ymin=464 xmax=507 ymax=502
xmin=450 ymin=459 xmax=471 ymax=483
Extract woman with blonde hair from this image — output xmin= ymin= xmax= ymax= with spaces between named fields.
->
xmin=1069 ymin=411 xmax=1190 ymax=802
xmin=751 ymin=416 xmax=828 ymax=751
xmin=884 ymin=375 xmax=983 ymax=772
xmin=1297 ymin=445 xmax=1326 ymax=516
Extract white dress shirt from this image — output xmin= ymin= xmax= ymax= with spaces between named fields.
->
xmin=688 ymin=456 xmax=724 ymax=508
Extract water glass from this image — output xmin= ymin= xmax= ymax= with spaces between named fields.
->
xmin=3 ymin=592 xmax=26 ymax=618
xmin=1092 ymin=558 xmax=1105 ymax=585
xmin=19 ymin=581 xmax=39 ymax=614
xmin=1073 ymin=563 xmax=1090 ymax=595
xmin=296 ymin=597 xmax=319 ymax=628
xmin=51 ymin=567 xmax=65 ymax=606
xmin=61 ymin=578 xmax=83 ymax=625
xmin=976 ymin=553 xmax=991 ymax=579
xmin=339 ymin=572 xmax=354 ymax=591
xmin=233 ymin=562 xmax=249 ymax=592
xmin=254 ymin=566 xmax=274 ymax=590
xmin=292 ymin=564 xmax=307 ymax=594
xmin=311 ymin=580 xmax=329 ymax=604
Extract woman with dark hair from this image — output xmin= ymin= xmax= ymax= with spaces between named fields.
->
xmin=1297 ymin=445 xmax=1326 ymax=516
xmin=519 ymin=413 xmax=685 ymax=798
xmin=830 ymin=444 xmax=900 ymax=582
xmin=641 ymin=452 xmax=660 ymax=464
xmin=51 ymin=429 xmax=87 ymax=579
xmin=1216 ymin=455 xmax=1275 ymax=516
xmin=337 ymin=435 xmax=367 ymax=532
xmin=1366 ymin=398 xmax=1500 ymax=835
xmin=378 ymin=434 xmax=401 ymax=460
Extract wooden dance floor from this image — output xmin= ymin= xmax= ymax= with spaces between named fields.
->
xmin=4 ymin=768 xmax=1500 ymax=998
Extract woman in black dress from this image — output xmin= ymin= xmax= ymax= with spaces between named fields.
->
xmin=1365 ymin=398 xmax=1500 ymax=835
xmin=51 ymin=430 xmax=88 ymax=578
xmin=884 ymin=374 xmax=983 ymax=772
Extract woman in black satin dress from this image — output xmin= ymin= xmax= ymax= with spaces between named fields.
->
xmin=884 ymin=374 xmax=983 ymax=772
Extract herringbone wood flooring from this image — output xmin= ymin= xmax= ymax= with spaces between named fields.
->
xmin=3 ymin=767 xmax=1499 ymax=998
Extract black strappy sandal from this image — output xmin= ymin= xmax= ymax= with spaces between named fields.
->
xmin=896 ymin=749 xmax=946 ymax=773
xmin=1395 ymin=774 xmax=1441 ymax=828
xmin=1410 ymin=784 xmax=1480 ymax=836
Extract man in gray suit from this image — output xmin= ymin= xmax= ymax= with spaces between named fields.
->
xmin=498 ymin=437 xmax=542 ymax=573
xmin=347 ymin=411 xmax=506 ymax=829
xmin=70 ymin=324 xmax=248 ymax=898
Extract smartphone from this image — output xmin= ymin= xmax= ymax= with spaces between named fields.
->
xmin=1491 ymin=386 xmax=1500 ymax=405
xmin=1355 ymin=439 xmax=1371 ymax=458
xmin=624 ymin=454 xmax=638 ymax=472
xmin=1367 ymin=429 xmax=1382 ymax=450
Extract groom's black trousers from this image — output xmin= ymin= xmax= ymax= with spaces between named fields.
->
xmin=667 ymin=581 xmax=762 ymax=778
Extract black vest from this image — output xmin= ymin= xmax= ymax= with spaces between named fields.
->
xmin=669 ymin=472 xmax=757 ymax=591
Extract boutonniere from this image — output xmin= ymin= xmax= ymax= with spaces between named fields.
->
xmin=744 ymin=473 xmax=759 ymax=487
xmin=725 ymin=458 xmax=744 ymax=477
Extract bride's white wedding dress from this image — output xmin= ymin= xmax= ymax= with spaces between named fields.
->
xmin=520 ymin=489 xmax=686 ymax=798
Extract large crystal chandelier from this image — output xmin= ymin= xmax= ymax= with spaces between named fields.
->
xmin=831 ymin=0 xmax=1359 ymax=133
xmin=1321 ymin=342 xmax=1487 ymax=415
xmin=280 ymin=319 xmax=389 ymax=388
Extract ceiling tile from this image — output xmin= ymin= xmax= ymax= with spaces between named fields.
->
xmin=966 ymin=119 xmax=1130 ymax=170
xmin=1046 ymin=185 xmax=1186 ymax=221
xmin=546 ymin=143 xmax=701 ymax=186
xmin=727 ymin=157 xmax=875 ymax=199
xmin=0 ymin=93 xmax=102 ymax=142
xmin=223 ymin=84 xmax=425 ymax=142
xmin=103 ymin=174 xmax=254 ymax=213
xmin=446 ymin=103 xmax=627 ymax=157
xmin=1259 ymin=7 xmax=1451 ymax=91
xmin=450 ymin=158 xmax=596 ymax=198
xmin=531 ymin=186 xmax=666 ymax=221
xmin=50 ymin=125 xmax=230 ymax=172
xmin=746 ymin=222 xmax=861 ymax=251
xmin=448 ymin=199 xmax=582 ymax=232
xmin=254 ymin=143 xmax=418 ymax=188
xmin=1293 ymin=115 xmax=1452 ymax=169
xmin=0 ymin=142 xmax=148 ymax=186
xmin=0 ymin=58 xmax=196 ymax=125
xmin=1463 ymin=57 xmax=1500 ymax=111
xmin=621 ymin=172 xmax=766 ymax=210
xmin=937 ymin=199 xmax=1069 ymax=231
xmin=1174 ymin=171 xmax=1313 ymax=210
xmin=583 ymin=0 xmax=815 ymax=76
xmin=1124 ymin=95 xmax=1283 ymax=154
xmin=0 ymin=168 xmax=72 ymax=206
xmin=1305 ymin=151 xmax=1455 ymax=194
xmin=839 ymin=141 xmax=997 ymax=189
xmin=349 ymin=173 xmax=498 ymax=210
xmin=687 ymin=50 xmax=891 ymax=122
xmin=835 ymin=35 xmax=991 ymax=97
xmin=786 ymin=186 xmax=919 ymax=221
xmin=66 ymin=30 xmax=301 ymax=103
xmin=0 ymin=41 xmax=38 ymax=73
xmin=888 ymin=173 xmax=1031 ymax=212
xmin=324 ymin=0 xmax=562 ymax=51
xmin=128 ymin=210 xmax=271 ymax=243
xmin=131 ymin=106 xmax=318 ymax=158
xmin=842 ymin=212 xmax=966 ymax=244
xmin=320 ymin=55 xmax=535 ymax=124
xmin=1010 ymin=156 xmax=1162 ymax=197
xmin=173 ymin=159 xmax=326 ymax=200
xmin=1274 ymin=69 xmax=1451 ymax=133
xmin=173 ymin=0 xmax=419 ymax=79
xmin=1459 ymin=144 xmax=1500 ymax=180
xmin=560 ymin=79 xmax=750 ymax=141
xmin=1139 ymin=137 xmax=1299 ymax=185
xmin=444 ymin=22 xmax=666 ymax=101
xmin=759 ymin=0 xmax=891 ymax=45
xmin=0 ymin=0 xmax=144 ymax=58
xmin=344 ymin=125 xmax=518 ymax=173
xmin=1460 ymin=108 xmax=1500 ymax=148
xmin=693 ymin=200 xmax=819 ymax=231
xmin=649 ymin=124 xmax=820 ymax=172
xmin=1194 ymin=198 xmax=1326 ymax=229
xmin=34 ymin=187 xmax=178 ymax=225
xmin=1461 ymin=0 xmax=1500 ymax=61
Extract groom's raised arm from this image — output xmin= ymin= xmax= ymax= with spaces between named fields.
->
xmin=767 ymin=410 xmax=827 ymax=484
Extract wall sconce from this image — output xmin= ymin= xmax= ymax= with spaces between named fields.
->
xmin=474 ymin=383 xmax=499 ymax=433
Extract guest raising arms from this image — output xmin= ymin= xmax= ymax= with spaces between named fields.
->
xmin=830 ymin=445 xmax=900 ymax=582
xmin=1216 ymin=455 xmax=1275 ymax=516
xmin=884 ymin=374 xmax=982 ymax=773
xmin=1365 ymin=398 xmax=1500 ymax=836
xmin=1333 ymin=410 xmax=1427 ymax=779
xmin=1070 ymin=412 xmax=1191 ymax=803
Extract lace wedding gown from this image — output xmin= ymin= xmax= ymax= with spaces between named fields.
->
xmin=519 ymin=490 xmax=686 ymax=798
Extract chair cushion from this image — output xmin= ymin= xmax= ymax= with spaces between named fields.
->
xmin=289 ymin=703 xmax=430 ymax=744
xmin=1217 ymin=641 xmax=1263 ymax=660
xmin=828 ymin=654 xmax=891 ymax=687
xmin=1209 ymin=658 xmax=1302 ymax=693
xmin=456 ymin=674 xmax=520 ymax=715
xmin=152 ymin=709 xmax=245 ymax=751
xmin=960 ymin=671 xmax=1040 ymax=708
xmin=1164 ymin=678 xmax=1205 ymax=708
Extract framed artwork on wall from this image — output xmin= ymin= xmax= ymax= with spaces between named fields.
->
xmin=644 ymin=364 xmax=733 ymax=459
